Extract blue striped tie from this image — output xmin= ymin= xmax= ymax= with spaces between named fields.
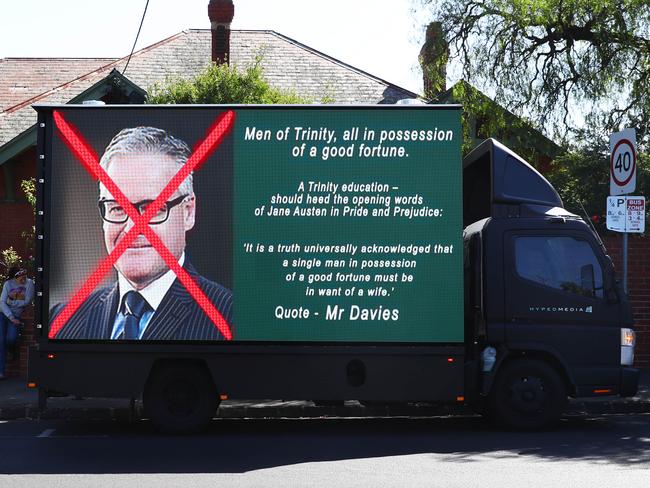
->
xmin=123 ymin=291 xmax=148 ymax=340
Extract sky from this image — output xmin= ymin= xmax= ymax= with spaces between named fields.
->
xmin=0 ymin=0 xmax=433 ymax=95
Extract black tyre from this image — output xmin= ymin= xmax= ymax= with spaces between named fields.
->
xmin=144 ymin=363 xmax=218 ymax=434
xmin=489 ymin=358 xmax=567 ymax=430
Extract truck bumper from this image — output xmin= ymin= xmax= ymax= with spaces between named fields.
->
xmin=620 ymin=367 xmax=639 ymax=397
xmin=572 ymin=366 xmax=639 ymax=398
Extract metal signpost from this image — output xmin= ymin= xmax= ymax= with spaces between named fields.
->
xmin=608 ymin=129 xmax=639 ymax=294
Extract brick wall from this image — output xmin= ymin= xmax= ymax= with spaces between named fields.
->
xmin=0 ymin=202 xmax=34 ymax=257
xmin=4 ymin=308 xmax=34 ymax=377
xmin=602 ymin=234 xmax=650 ymax=367
xmin=0 ymin=149 xmax=36 ymax=257
xmin=1 ymin=148 xmax=36 ymax=377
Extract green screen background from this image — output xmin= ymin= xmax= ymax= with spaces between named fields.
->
xmin=233 ymin=107 xmax=463 ymax=342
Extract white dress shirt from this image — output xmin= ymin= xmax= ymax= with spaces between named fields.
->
xmin=110 ymin=253 xmax=185 ymax=339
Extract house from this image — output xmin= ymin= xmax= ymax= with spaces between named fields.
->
xmin=0 ymin=1 xmax=418 ymax=259
xmin=419 ymin=22 xmax=561 ymax=168
xmin=4 ymin=1 xmax=643 ymax=375
xmin=0 ymin=0 xmax=419 ymax=376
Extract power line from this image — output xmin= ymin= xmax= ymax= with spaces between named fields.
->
xmin=122 ymin=0 xmax=150 ymax=75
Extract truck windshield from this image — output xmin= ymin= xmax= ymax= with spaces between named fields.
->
xmin=514 ymin=236 xmax=604 ymax=298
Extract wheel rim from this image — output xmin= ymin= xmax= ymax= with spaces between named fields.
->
xmin=508 ymin=375 xmax=548 ymax=413
xmin=163 ymin=379 xmax=200 ymax=417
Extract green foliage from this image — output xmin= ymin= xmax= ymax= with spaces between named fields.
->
xmin=20 ymin=178 xmax=36 ymax=266
xmin=420 ymin=0 xmax=649 ymax=234
xmin=546 ymin=147 xmax=650 ymax=233
xmin=0 ymin=178 xmax=36 ymax=281
xmin=448 ymin=82 xmax=559 ymax=164
xmin=420 ymin=0 xmax=650 ymax=147
xmin=20 ymin=178 xmax=36 ymax=211
xmin=0 ymin=247 xmax=21 ymax=283
xmin=147 ymin=60 xmax=310 ymax=105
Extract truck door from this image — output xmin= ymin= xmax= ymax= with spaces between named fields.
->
xmin=503 ymin=230 xmax=621 ymax=386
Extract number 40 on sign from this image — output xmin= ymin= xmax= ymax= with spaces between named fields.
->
xmin=610 ymin=128 xmax=637 ymax=196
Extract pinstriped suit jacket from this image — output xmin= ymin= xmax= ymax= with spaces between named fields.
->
xmin=52 ymin=263 xmax=233 ymax=340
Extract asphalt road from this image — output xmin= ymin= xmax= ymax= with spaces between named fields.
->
xmin=0 ymin=414 xmax=649 ymax=487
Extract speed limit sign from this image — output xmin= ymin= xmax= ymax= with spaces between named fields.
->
xmin=610 ymin=128 xmax=637 ymax=195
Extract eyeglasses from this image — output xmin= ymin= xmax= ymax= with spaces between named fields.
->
xmin=98 ymin=194 xmax=190 ymax=225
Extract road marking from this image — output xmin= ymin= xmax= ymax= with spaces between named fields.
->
xmin=37 ymin=428 xmax=55 ymax=437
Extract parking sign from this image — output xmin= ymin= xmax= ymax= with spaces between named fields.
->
xmin=607 ymin=196 xmax=645 ymax=233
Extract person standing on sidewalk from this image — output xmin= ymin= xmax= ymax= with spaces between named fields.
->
xmin=0 ymin=267 xmax=34 ymax=379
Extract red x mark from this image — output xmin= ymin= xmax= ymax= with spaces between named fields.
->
xmin=49 ymin=110 xmax=235 ymax=340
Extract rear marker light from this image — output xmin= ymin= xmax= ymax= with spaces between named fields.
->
xmin=27 ymin=382 xmax=37 ymax=389
xmin=621 ymin=329 xmax=636 ymax=347
xmin=447 ymin=357 xmax=455 ymax=363
xmin=593 ymin=389 xmax=612 ymax=395
xmin=220 ymin=394 xmax=228 ymax=401
xmin=47 ymin=354 xmax=55 ymax=359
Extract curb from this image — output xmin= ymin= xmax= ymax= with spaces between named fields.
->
xmin=1 ymin=400 xmax=649 ymax=421
xmin=566 ymin=400 xmax=650 ymax=415
xmin=0 ymin=406 xmax=135 ymax=421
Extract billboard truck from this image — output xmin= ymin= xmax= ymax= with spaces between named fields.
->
xmin=28 ymin=105 xmax=639 ymax=432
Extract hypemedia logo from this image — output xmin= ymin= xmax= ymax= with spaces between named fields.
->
xmin=529 ymin=306 xmax=593 ymax=313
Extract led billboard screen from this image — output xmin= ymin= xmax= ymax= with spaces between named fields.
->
xmin=42 ymin=106 xmax=463 ymax=343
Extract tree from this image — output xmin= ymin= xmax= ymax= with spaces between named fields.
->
xmin=147 ymin=59 xmax=310 ymax=104
xmin=0 ymin=178 xmax=36 ymax=282
xmin=545 ymin=143 xmax=650 ymax=231
xmin=420 ymin=0 xmax=650 ymax=147
xmin=442 ymin=81 xmax=561 ymax=162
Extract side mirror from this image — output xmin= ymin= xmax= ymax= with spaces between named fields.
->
xmin=580 ymin=264 xmax=595 ymax=296
xmin=601 ymin=254 xmax=619 ymax=303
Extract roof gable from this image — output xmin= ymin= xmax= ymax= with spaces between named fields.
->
xmin=0 ymin=70 xmax=146 ymax=165
xmin=0 ymin=57 xmax=117 ymax=113
xmin=436 ymin=80 xmax=561 ymax=160
xmin=229 ymin=30 xmax=417 ymax=104
xmin=0 ymin=29 xmax=417 ymax=165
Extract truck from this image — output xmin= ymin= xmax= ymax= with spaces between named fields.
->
xmin=28 ymin=104 xmax=639 ymax=432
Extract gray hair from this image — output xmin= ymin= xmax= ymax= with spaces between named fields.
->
xmin=99 ymin=126 xmax=193 ymax=196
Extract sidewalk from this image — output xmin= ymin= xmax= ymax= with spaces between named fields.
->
xmin=0 ymin=370 xmax=648 ymax=421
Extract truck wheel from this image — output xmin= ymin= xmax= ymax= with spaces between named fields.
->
xmin=489 ymin=358 xmax=567 ymax=429
xmin=144 ymin=363 xmax=218 ymax=434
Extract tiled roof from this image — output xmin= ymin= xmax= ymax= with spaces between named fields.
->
xmin=0 ymin=58 xmax=118 ymax=112
xmin=0 ymin=30 xmax=417 ymax=150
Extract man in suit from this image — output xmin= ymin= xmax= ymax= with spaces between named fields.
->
xmin=53 ymin=126 xmax=232 ymax=340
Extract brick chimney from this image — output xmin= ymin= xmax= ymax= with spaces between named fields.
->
xmin=208 ymin=0 xmax=235 ymax=64
xmin=419 ymin=22 xmax=449 ymax=99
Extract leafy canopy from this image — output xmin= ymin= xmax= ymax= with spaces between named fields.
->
xmin=421 ymin=0 xmax=650 ymax=146
xmin=147 ymin=60 xmax=309 ymax=104
xmin=546 ymin=146 xmax=650 ymax=230
xmin=0 ymin=178 xmax=36 ymax=281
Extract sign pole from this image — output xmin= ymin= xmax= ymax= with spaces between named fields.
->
xmin=607 ymin=195 xmax=645 ymax=295
xmin=623 ymin=232 xmax=628 ymax=294
xmin=609 ymin=128 xmax=638 ymax=297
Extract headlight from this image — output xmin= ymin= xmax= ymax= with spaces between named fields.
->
xmin=621 ymin=328 xmax=636 ymax=347
xmin=621 ymin=328 xmax=636 ymax=366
